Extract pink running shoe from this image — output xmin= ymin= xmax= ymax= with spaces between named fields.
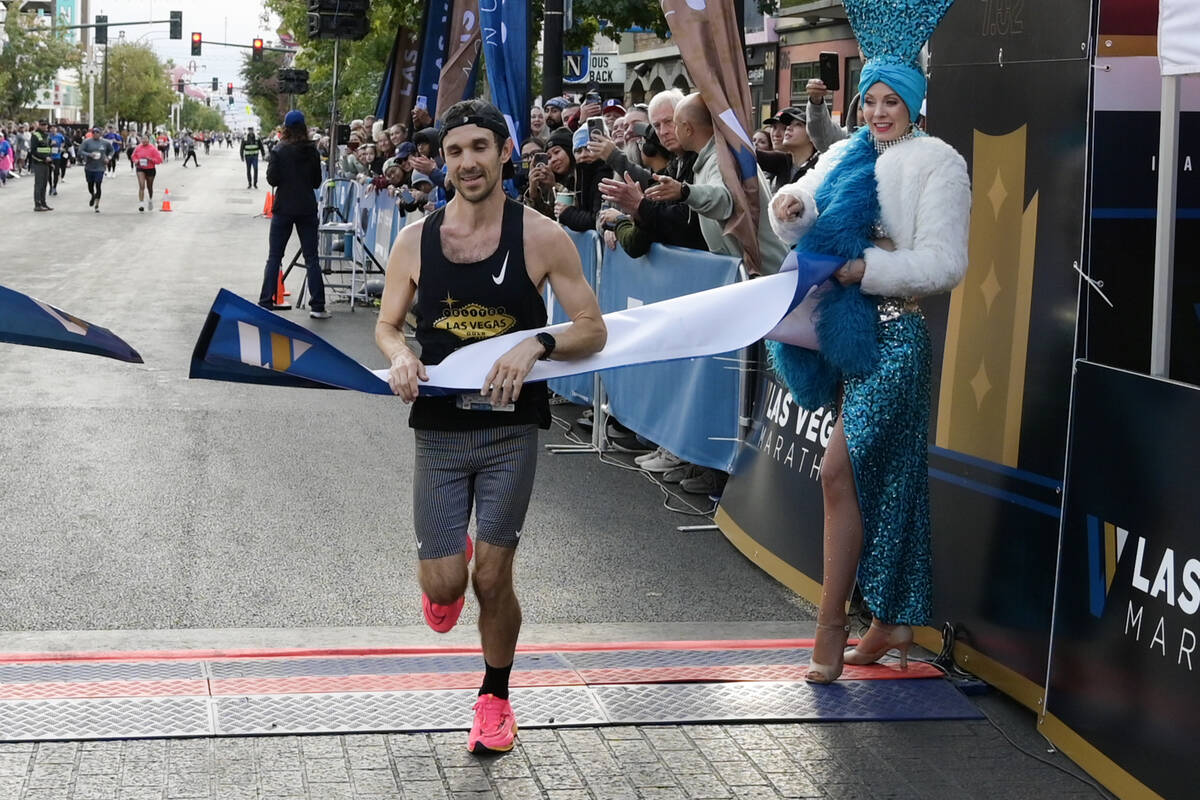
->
xmin=421 ymin=593 xmax=464 ymax=633
xmin=467 ymin=693 xmax=517 ymax=753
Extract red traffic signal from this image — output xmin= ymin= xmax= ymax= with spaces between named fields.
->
xmin=227 ymin=82 xmax=234 ymax=96
xmin=190 ymin=32 xmax=202 ymax=56
xmin=252 ymin=38 xmax=264 ymax=62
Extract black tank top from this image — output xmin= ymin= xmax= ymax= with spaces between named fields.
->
xmin=410 ymin=198 xmax=550 ymax=430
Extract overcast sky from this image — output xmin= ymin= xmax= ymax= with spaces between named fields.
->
xmin=89 ymin=1 xmax=282 ymax=126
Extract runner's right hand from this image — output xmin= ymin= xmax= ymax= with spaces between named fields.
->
xmin=387 ymin=350 xmax=428 ymax=403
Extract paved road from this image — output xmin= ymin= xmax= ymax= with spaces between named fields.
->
xmin=0 ymin=147 xmax=807 ymax=632
xmin=0 ymin=150 xmax=1116 ymax=800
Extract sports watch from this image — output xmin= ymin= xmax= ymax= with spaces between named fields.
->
xmin=535 ymin=332 xmax=557 ymax=360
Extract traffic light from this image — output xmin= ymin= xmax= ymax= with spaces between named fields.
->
xmin=169 ymin=11 xmax=182 ymax=40
xmin=95 ymin=15 xmax=108 ymax=45
xmin=212 ymin=77 xmax=219 ymax=92
xmin=227 ymin=82 xmax=233 ymax=96
xmin=177 ymin=79 xmax=185 ymax=93
xmin=191 ymin=32 xmax=202 ymax=56
xmin=307 ymin=0 xmax=370 ymax=41
xmin=277 ymin=68 xmax=310 ymax=95
xmin=252 ymin=39 xmax=264 ymax=62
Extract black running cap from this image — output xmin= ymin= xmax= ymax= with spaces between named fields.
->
xmin=440 ymin=106 xmax=511 ymax=147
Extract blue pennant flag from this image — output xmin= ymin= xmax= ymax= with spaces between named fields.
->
xmin=0 ymin=284 xmax=143 ymax=363
xmin=189 ymin=290 xmax=390 ymax=394
xmin=416 ymin=0 xmax=453 ymax=118
xmin=479 ymin=0 xmax=528 ymax=171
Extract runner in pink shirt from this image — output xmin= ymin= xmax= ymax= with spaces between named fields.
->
xmin=131 ymin=136 xmax=164 ymax=212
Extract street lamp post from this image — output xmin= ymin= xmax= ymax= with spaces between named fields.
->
xmin=83 ymin=47 xmax=100 ymax=127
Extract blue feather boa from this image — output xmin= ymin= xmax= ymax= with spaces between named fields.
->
xmin=766 ymin=129 xmax=881 ymax=409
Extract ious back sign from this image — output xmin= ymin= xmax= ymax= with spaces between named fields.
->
xmin=1045 ymin=361 xmax=1200 ymax=800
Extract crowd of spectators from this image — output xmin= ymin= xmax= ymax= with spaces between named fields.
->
xmin=501 ymin=80 xmax=868 ymax=496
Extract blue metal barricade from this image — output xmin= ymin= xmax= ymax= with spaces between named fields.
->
xmin=546 ymin=229 xmax=601 ymax=405
xmin=598 ymin=243 xmax=746 ymax=472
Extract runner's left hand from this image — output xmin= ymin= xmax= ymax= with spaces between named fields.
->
xmin=483 ymin=338 xmax=544 ymax=406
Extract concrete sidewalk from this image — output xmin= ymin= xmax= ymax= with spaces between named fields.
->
xmin=0 ymin=701 xmax=1109 ymax=800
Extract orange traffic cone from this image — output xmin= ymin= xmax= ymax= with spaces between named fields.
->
xmin=262 ymin=191 xmax=274 ymax=218
xmin=272 ymin=270 xmax=292 ymax=310
xmin=160 ymin=188 xmax=172 ymax=212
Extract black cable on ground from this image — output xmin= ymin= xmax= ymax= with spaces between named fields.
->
xmin=901 ymin=651 xmax=1113 ymax=799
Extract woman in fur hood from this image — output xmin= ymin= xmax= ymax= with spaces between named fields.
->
xmin=766 ymin=0 xmax=970 ymax=685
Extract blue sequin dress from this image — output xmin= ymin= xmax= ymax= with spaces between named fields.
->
xmin=842 ymin=308 xmax=933 ymax=625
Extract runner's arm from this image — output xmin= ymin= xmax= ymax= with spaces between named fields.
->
xmin=481 ymin=210 xmax=607 ymax=407
xmin=374 ymin=222 xmax=427 ymax=402
xmin=529 ymin=214 xmax=606 ymax=360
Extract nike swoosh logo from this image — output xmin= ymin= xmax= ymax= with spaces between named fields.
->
xmin=492 ymin=252 xmax=508 ymax=285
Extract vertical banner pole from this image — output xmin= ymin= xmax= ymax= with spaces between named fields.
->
xmin=330 ymin=38 xmax=341 ymax=177
xmin=1150 ymin=75 xmax=1180 ymax=378
xmin=543 ymin=0 xmax=564 ymax=101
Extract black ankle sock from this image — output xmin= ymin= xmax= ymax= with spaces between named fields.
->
xmin=479 ymin=661 xmax=513 ymax=700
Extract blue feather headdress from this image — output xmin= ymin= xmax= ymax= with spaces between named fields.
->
xmin=845 ymin=0 xmax=956 ymax=119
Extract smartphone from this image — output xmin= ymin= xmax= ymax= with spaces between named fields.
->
xmin=400 ymin=187 xmax=415 ymax=204
xmin=586 ymin=117 xmax=608 ymax=138
xmin=532 ymin=152 xmax=549 ymax=167
xmin=585 ymin=91 xmax=601 ymax=106
xmin=819 ymin=52 xmax=840 ymax=92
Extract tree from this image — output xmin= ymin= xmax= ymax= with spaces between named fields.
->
xmin=179 ymin=98 xmax=227 ymax=132
xmin=263 ymin=0 xmax=421 ymax=126
xmin=562 ymin=0 xmax=780 ymax=49
xmin=240 ymin=49 xmax=289 ymax=131
xmin=87 ymin=43 xmax=175 ymax=127
xmin=0 ymin=12 xmax=81 ymax=118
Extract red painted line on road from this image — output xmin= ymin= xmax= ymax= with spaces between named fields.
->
xmin=0 ymin=679 xmax=210 ymax=701
xmin=209 ymin=669 xmax=585 ymax=697
xmin=0 ymin=639 xmax=819 ymax=665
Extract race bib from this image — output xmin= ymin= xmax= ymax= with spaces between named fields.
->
xmin=51 ymin=147 xmax=60 ymax=154
xmin=455 ymin=392 xmax=515 ymax=412
xmin=138 ymin=158 xmax=149 ymax=167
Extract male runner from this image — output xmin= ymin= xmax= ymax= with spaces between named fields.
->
xmin=102 ymin=126 xmax=122 ymax=174
xmin=181 ymin=133 xmax=199 ymax=167
xmin=375 ymin=99 xmax=606 ymax=754
xmin=47 ymin=125 xmax=66 ymax=196
xmin=79 ymin=127 xmax=114 ymax=213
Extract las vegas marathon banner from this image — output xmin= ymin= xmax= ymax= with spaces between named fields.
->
xmin=1045 ymin=361 xmax=1200 ymax=800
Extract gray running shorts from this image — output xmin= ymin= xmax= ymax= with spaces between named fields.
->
xmin=412 ymin=424 xmax=539 ymax=560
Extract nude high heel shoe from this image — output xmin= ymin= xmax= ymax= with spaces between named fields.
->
xmin=806 ymin=621 xmax=851 ymax=684
xmin=843 ymin=621 xmax=913 ymax=669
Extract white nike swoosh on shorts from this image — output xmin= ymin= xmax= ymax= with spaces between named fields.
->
xmin=492 ymin=252 xmax=508 ymax=285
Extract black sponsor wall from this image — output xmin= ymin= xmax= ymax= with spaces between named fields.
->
xmin=921 ymin=0 xmax=1093 ymax=691
xmin=1048 ymin=361 xmax=1200 ymax=799
xmin=1086 ymin=111 xmax=1200 ymax=384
